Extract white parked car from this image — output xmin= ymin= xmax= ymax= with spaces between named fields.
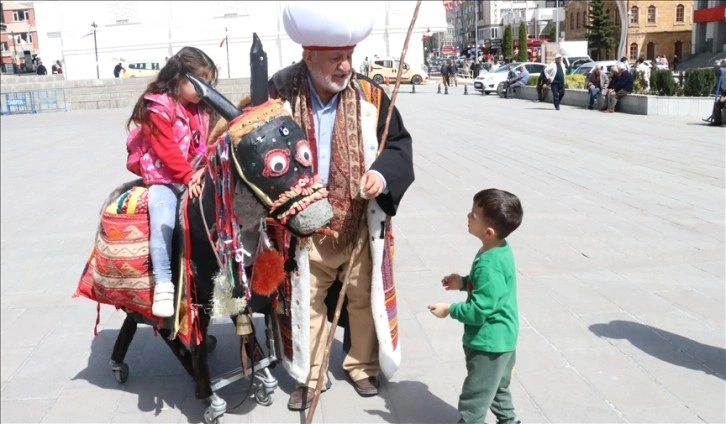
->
xmin=474 ymin=62 xmax=545 ymax=95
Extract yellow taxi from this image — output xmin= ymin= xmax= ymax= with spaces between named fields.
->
xmin=123 ymin=60 xmax=162 ymax=78
xmin=368 ymin=58 xmax=428 ymax=85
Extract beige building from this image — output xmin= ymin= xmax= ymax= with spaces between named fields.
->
xmin=565 ymin=0 xmax=692 ymax=62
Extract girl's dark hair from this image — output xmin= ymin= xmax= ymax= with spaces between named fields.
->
xmin=126 ymin=46 xmax=218 ymax=132
xmin=473 ymin=189 xmax=523 ymax=239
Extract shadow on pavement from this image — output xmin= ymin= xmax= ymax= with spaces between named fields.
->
xmin=72 ymin=316 xmax=297 ymax=422
xmin=365 ymin=380 xmax=460 ymax=423
xmin=589 ymin=320 xmax=725 ymax=380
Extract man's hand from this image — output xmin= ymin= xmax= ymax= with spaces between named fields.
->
xmin=188 ymin=168 xmax=205 ymax=198
xmin=359 ymin=171 xmax=384 ymax=200
xmin=428 ymin=303 xmax=450 ymax=318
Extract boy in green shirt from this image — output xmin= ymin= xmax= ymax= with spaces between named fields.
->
xmin=429 ymin=188 xmax=523 ymax=424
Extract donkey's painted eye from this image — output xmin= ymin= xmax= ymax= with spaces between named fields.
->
xmin=295 ymin=140 xmax=313 ymax=167
xmin=262 ymin=149 xmax=290 ymax=177
xmin=279 ymin=124 xmax=290 ymax=136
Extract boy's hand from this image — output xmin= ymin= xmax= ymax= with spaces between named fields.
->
xmin=441 ymin=274 xmax=464 ymax=291
xmin=188 ymin=168 xmax=205 ymax=198
xmin=428 ymin=303 xmax=450 ymax=318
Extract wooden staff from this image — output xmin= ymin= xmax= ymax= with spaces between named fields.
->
xmin=305 ymin=2 xmax=423 ymax=423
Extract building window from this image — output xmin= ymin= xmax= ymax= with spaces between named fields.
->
xmin=629 ymin=43 xmax=638 ymax=60
xmin=1 ymin=41 xmax=7 ymax=52
xmin=674 ymin=40 xmax=683 ymax=58
xmin=13 ymin=10 xmax=29 ymax=21
xmin=647 ymin=5 xmax=656 ymax=24
xmin=570 ymin=12 xmax=574 ymax=29
xmin=576 ymin=12 xmax=580 ymax=28
xmin=583 ymin=11 xmax=588 ymax=27
xmin=675 ymin=4 xmax=684 ymax=23
xmin=615 ymin=8 xmax=620 ymax=25
xmin=630 ymin=6 xmax=639 ymax=24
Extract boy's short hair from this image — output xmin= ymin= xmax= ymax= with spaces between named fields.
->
xmin=473 ymin=189 xmax=523 ymax=239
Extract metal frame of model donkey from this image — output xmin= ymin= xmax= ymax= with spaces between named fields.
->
xmin=107 ymin=34 xmax=332 ymax=424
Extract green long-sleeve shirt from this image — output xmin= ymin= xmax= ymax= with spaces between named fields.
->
xmin=449 ymin=241 xmax=519 ymax=352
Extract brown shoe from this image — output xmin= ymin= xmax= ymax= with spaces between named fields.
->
xmin=352 ymin=376 xmax=379 ymax=397
xmin=287 ymin=381 xmax=331 ymax=411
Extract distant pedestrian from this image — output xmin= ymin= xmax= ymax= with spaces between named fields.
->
xmin=545 ymin=54 xmax=566 ymax=110
xmin=36 ymin=60 xmax=48 ymax=75
xmin=113 ymin=62 xmax=125 ymax=78
xmin=360 ymin=56 xmax=370 ymax=77
xmin=535 ymin=69 xmax=550 ymax=102
xmin=440 ymin=62 xmax=450 ymax=88
xmin=447 ymin=60 xmax=458 ymax=87
xmin=672 ymin=55 xmax=680 ymax=72
xmin=55 ymin=60 xmax=63 ymax=74
xmin=429 ymin=188 xmax=523 ymax=424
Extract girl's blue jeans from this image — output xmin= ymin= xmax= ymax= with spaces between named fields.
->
xmin=148 ymin=184 xmax=183 ymax=284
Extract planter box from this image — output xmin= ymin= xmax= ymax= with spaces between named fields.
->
xmin=515 ymin=86 xmax=714 ymax=118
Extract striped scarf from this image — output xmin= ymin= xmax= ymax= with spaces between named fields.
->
xmin=289 ymin=64 xmax=366 ymax=244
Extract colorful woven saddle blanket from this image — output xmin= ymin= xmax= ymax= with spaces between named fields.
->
xmin=74 ymin=186 xmax=159 ymax=323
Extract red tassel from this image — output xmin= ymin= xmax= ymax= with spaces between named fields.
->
xmin=251 ymin=249 xmax=285 ymax=296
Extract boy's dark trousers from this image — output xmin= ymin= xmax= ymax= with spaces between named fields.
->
xmin=458 ymin=348 xmax=516 ymax=424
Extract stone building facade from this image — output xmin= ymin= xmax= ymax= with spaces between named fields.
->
xmin=564 ymin=0 xmax=692 ymax=63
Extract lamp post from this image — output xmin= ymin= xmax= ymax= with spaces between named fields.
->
xmin=615 ymin=0 xmax=629 ymax=60
xmin=91 ymin=21 xmax=99 ymax=79
xmin=10 ymin=30 xmax=18 ymax=72
xmin=555 ymin=0 xmax=559 ymax=42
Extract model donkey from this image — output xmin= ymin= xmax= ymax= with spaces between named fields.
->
xmin=76 ymin=34 xmax=332 ymax=424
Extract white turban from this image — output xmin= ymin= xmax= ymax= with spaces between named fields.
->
xmin=283 ymin=1 xmax=374 ymax=50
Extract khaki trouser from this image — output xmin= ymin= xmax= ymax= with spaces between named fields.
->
xmin=607 ymin=89 xmax=630 ymax=112
xmin=305 ymin=223 xmax=378 ymax=388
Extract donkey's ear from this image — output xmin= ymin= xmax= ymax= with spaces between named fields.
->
xmin=186 ymin=73 xmax=242 ymax=121
xmin=207 ymin=95 xmax=253 ymax=145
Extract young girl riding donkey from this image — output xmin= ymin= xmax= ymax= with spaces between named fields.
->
xmin=126 ymin=46 xmax=218 ymax=318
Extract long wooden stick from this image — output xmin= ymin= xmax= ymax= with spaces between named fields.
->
xmin=305 ymin=2 xmax=423 ymax=423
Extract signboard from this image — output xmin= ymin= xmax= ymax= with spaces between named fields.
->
xmin=441 ymin=45 xmax=456 ymax=55
xmin=693 ymin=5 xmax=726 ymax=23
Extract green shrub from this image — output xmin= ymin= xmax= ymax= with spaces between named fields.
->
xmin=565 ymin=74 xmax=586 ymax=89
xmin=683 ymin=68 xmax=716 ymax=97
xmin=650 ymin=69 xmax=675 ymax=96
xmin=527 ymin=75 xmax=539 ymax=86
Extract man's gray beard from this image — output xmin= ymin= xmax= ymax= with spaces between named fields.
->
xmin=310 ymin=67 xmax=352 ymax=93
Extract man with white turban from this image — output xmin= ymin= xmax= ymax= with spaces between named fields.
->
xmin=268 ymin=1 xmax=415 ymax=411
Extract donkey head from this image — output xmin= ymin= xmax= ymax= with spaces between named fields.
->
xmin=225 ymin=99 xmax=332 ymax=235
xmin=186 ymin=34 xmax=331 ymax=236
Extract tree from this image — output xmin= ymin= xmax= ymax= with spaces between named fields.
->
xmin=548 ymin=24 xmax=557 ymax=42
xmin=502 ymin=25 xmax=513 ymax=60
xmin=585 ymin=0 xmax=616 ymax=60
xmin=518 ymin=23 xmax=529 ymax=62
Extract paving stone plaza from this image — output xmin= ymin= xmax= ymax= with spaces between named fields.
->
xmin=1 ymin=83 xmax=724 ymax=423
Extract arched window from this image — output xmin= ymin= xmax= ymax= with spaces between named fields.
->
xmin=576 ymin=12 xmax=580 ymax=28
xmin=674 ymin=40 xmax=683 ymax=58
xmin=570 ymin=12 xmax=574 ymax=29
xmin=647 ymin=41 xmax=655 ymax=60
xmin=629 ymin=43 xmax=638 ymax=60
xmin=648 ymin=5 xmax=656 ymax=24
xmin=630 ymin=6 xmax=639 ymax=24
xmin=583 ymin=11 xmax=588 ymax=27
xmin=675 ymin=4 xmax=685 ymax=23
xmin=615 ymin=8 xmax=620 ymax=25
